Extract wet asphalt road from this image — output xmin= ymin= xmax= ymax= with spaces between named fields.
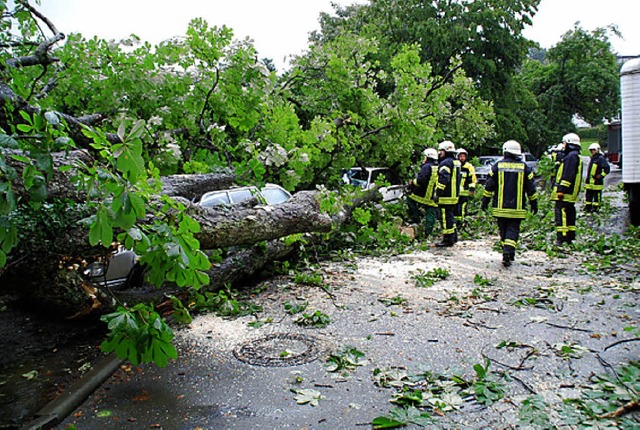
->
xmin=50 ymin=235 xmax=639 ymax=430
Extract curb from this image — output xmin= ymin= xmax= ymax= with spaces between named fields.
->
xmin=21 ymin=353 xmax=123 ymax=430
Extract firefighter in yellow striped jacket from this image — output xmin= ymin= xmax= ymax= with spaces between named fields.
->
xmin=481 ymin=140 xmax=538 ymax=267
xmin=455 ymin=148 xmax=477 ymax=229
xmin=552 ymin=133 xmax=583 ymax=245
xmin=584 ymin=142 xmax=610 ymax=212
xmin=435 ymin=140 xmax=462 ymax=247
xmin=407 ymin=148 xmax=439 ymax=237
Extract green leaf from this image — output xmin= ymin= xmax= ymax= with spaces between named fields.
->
xmin=372 ymin=416 xmax=406 ymax=429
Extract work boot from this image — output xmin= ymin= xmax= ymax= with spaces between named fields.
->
xmin=452 ymin=231 xmax=458 ymax=243
xmin=502 ymin=253 xmax=511 ymax=267
xmin=436 ymin=235 xmax=454 ymax=247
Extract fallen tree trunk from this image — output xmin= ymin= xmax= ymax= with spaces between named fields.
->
xmin=2 ymin=146 xmax=383 ymax=316
xmin=115 ymin=188 xmax=383 ymax=305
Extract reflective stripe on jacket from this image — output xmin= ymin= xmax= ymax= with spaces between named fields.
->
xmin=584 ymin=153 xmax=610 ymax=191
xmin=459 ymin=161 xmax=477 ymax=196
xmin=552 ymin=149 xmax=582 ymax=203
xmin=436 ymin=156 xmax=461 ymax=205
xmin=483 ymin=155 xmax=537 ymax=219
xmin=409 ymin=160 xmax=439 ymax=207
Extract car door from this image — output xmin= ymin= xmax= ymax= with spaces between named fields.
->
xmin=372 ymin=168 xmax=404 ymax=202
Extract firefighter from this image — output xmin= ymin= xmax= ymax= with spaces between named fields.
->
xmin=435 ymin=140 xmax=461 ymax=247
xmin=584 ymin=142 xmax=610 ymax=212
xmin=549 ymin=143 xmax=564 ymax=188
xmin=406 ymin=148 xmax=439 ymax=237
xmin=552 ymin=132 xmax=583 ymax=245
xmin=481 ymin=140 xmax=538 ymax=267
xmin=455 ymin=148 xmax=477 ymax=229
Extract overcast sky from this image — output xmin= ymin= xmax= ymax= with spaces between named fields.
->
xmin=38 ymin=0 xmax=638 ymax=71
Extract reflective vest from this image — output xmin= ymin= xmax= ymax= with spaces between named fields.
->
xmin=552 ymin=148 xmax=582 ymax=203
xmin=436 ymin=156 xmax=461 ymax=205
xmin=483 ymin=155 xmax=538 ymax=219
xmin=584 ymin=153 xmax=610 ymax=191
xmin=409 ymin=160 xmax=438 ymax=207
xmin=459 ymin=161 xmax=477 ymax=196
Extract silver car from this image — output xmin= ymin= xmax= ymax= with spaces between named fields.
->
xmin=475 ymin=156 xmax=501 ymax=185
xmin=84 ymin=183 xmax=292 ymax=290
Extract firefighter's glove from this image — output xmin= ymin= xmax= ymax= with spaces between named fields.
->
xmin=530 ymin=200 xmax=538 ymax=215
xmin=556 ymin=192 xmax=564 ymax=201
xmin=481 ymin=197 xmax=489 ymax=211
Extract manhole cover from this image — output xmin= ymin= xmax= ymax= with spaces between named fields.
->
xmin=233 ymin=333 xmax=323 ymax=367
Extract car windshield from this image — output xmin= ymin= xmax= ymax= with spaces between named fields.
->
xmin=344 ymin=169 xmax=369 ymax=188
xmin=228 ymin=188 xmax=258 ymax=205
xmin=199 ymin=191 xmax=230 ymax=207
xmin=371 ymin=169 xmax=402 ymax=186
xmin=261 ymin=187 xmax=291 ymax=205
xmin=200 ymin=187 xmax=259 ymax=207
xmin=479 ymin=157 xmax=500 ymax=166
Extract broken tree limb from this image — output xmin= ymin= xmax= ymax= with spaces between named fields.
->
xmin=186 ymin=191 xmax=333 ymax=249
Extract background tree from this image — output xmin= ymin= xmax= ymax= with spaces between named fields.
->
xmin=519 ymin=24 xmax=621 ymax=152
xmin=311 ymin=0 xmax=541 ymax=152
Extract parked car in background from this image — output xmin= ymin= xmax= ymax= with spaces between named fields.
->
xmin=475 ymin=153 xmax=539 ymax=185
xmin=83 ymin=183 xmax=292 ymax=290
xmin=522 ymin=152 xmax=540 ymax=175
xmin=475 ymin=155 xmax=501 ymax=185
xmin=342 ymin=167 xmax=404 ymax=202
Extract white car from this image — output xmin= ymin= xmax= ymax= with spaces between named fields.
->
xmin=342 ymin=167 xmax=405 ymax=202
xmin=84 ymin=183 xmax=292 ymax=290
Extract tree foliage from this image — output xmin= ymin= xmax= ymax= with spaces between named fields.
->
xmin=519 ymin=24 xmax=620 ymax=151
xmin=311 ymin=0 xmax=541 ymax=150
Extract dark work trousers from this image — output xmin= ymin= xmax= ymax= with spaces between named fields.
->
xmin=455 ymin=196 xmax=469 ymax=227
xmin=439 ymin=204 xmax=456 ymax=243
xmin=554 ymin=200 xmax=576 ymax=243
xmin=407 ymin=199 xmax=438 ymax=237
xmin=496 ymin=217 xmax=521 ymax=257
xmin=584 ymin=189 xmax=602 ymax=211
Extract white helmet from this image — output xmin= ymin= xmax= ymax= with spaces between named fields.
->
xmin=588 ymin=142 xmax=601 ymax=152
xmin=457 ymin=148 xmax=468 ymax=157
xmin=423 ymin=148 xmax=438 ymax=160
xmin=562 ymin=133 xmax=581 ymax=148
xmin=438 ymin=140 xmax=455 ymax=152
xmin=502 ymin=140 xmax=522 ymax=156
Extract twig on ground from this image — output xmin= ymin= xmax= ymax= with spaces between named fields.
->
xmin=598 ymin=399 xmax=640 ymax=419
xmin=544 ymin=321 xmax=592 ymax=332
xmin=603 ymin=337 xmax=640 ymax=351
